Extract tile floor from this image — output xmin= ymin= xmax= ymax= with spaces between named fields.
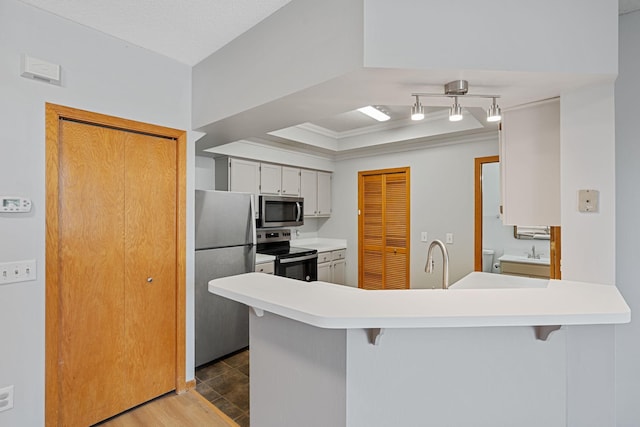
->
xmin=195 ymin=349 xmax=250 ymax=427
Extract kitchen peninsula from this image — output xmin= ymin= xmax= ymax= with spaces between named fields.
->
xmin=210 ymin=272 xmax=630 ymax=427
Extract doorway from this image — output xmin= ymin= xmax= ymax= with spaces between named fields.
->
xmin=45 ymin=104 xmax=187 ymax=426
xmin=358 ymin=167 xmax=410 ymax=289
xmin=474 ymin=156 xmax=560 ymax=279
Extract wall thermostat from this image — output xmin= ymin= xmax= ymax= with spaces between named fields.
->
xmin=1 ymin=197 xmax=32 ymax=213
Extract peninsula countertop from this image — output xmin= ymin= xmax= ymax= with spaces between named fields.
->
xmin=209 ymin=272 xmax=630 ymax=330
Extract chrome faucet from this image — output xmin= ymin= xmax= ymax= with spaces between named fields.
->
xmin=425 ymin=239 xmax=449 ymax=289
xmin=529 ymin=245 xmax=539 ymax=259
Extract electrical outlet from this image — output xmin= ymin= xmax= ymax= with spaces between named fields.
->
xmin=446 ymin=233 xmax=454 ymax=244
xmin=421 ymin=232 xmax=428 ymax=242
xmin=0 ymin=385 xmax=14 ymax=413
xmin=0 ymin=260 xmax=36 ymax=285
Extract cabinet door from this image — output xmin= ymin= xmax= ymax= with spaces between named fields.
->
xmin=229 ymin=158 xmax=260 ymax=194
xmin=300 ymin=169 xmax=318 ymax=216
xmin=332 ymin=259 xmax=346 ymax=285
xmin=317 ymin=262 xmax=331 ymax=282
xmin=317 ymin=171 xmax=332 ymax=216
xmin=229 ymin=158 xmax=260 ymax=219
xmin=260 ymin=163 xmax=282 ymax=195
xmin=501 ymin=98 xmax=560 ymax=226
xmin=281 ymin=166 xmax=300 ymax=196
xmin=255 ymin=262 xmax=275 ymax=274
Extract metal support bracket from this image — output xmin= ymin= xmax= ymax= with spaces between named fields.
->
xmin=251 ymin=307 xmax=264 ymax=317
xmin=367 ymin=328 xmax=385 ymax=345
xmin=535 ymin=325 xmax=561 ymax=341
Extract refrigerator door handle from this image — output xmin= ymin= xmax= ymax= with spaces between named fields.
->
xmin=250 ymin=195 xmax=257 ymax=245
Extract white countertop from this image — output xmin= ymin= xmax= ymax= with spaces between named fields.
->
xmin=209 ymin=272 xmax=630 ymax=329
xmin=255 ymin=253 xmax=275 ymax=264
xmin=499 ymin=254 xmax=550 ymax=266
xmin=290 ymin=237 xmax=346 ymax=252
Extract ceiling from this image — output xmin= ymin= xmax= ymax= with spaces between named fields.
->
xmin=17 ymin=0 xmax=640 ymax=156
xmin=17 ymin=0 xmax=293 ymax=66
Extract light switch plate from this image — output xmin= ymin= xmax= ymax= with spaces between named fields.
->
xmin=578 ymin=189 xmax=599 ymax=213
xmin=0 ymin=260 xmax=36 ymax=285
xmin=421 ymin=232 xmax=428 ymax=242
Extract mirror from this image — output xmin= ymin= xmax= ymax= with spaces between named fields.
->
xmin=474 ymin=156 xmax=560 ymax=278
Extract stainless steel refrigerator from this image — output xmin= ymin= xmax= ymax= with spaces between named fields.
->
xmin=195 ymin=190 xmax=256 ymax=367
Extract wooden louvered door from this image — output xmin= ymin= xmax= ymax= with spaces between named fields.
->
xmin=358 ymin=168 xmax=410 ymax=289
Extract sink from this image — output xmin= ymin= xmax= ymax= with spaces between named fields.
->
xmin=498 ymin=254 xmax=550 ymax=266
xmin=450 ymin=272 xmax=549 ymax=289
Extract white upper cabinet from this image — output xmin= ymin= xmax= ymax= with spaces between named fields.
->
xmin=215 ymin=157 xmax=260 ymax=195
xmin=317 ymin=171 xmax=332 ymax=216
xmin=300 ymin=169 xmax=318 ymax=216
xmin=301 ymin=170 xmax=332 ymax=217
xmin=500 ymin=98 xmax=560 ymax=226
xmin=261 ymin=164 xmax=300 ymax=196
xmin=229 ymin=158 xmax=260 ymax=195
xmin=217 ymin=156 xmax=330 ymax=217
xmin=281 ymin=166 xmax=300 ymax=196
xmin=260 ymin=163 xmax=282 ymax=195
xmin=215 ymin=157 xmax=261 ymax=219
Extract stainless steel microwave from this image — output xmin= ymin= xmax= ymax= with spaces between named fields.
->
xmin=258 ymin=195 xmax=304 ymax=228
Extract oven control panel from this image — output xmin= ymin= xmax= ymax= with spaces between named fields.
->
xmin=256 ymin=228 xmax=291 ymax=244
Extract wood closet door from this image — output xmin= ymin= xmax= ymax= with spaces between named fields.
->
xmin=124 ymin=132 xmax=177 ymax=405
xmin=359 ymin=168 xmax=410 ymax=289
xmin=56 ymin=120 xmax=176 ymax=426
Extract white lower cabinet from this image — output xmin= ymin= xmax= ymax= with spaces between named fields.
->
xmin=317 ymin=261 xmax=331 ymax=282
xmin=332 ymin=255 xmax=346 ymax=285
xmin=316 ymin=249 xmax=346 ymax=285
xmin=255 ymin=261 xmax=274 ymax=275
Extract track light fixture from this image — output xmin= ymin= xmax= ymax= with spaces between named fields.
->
xmin=410 ymin=80 xmax=501 ymax=123
xmin=486 ymin=97 xmax=502 ymax=122
xmin=449 ymin=97 xmax=463 ymax=122
xmin=411 ymin=95 xmax=425 ymax=121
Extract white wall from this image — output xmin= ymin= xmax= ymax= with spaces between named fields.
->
xmin=195 ymin=156 xmax=215 ymax=190
xmin=560 ymin=83 xmax=616 ymax=284
xmin=615 ymin=10 xmax=640 ymax=426
xmin=0 ymin=1 xmax=195 ymax=425
xmin=364 ymin=0 xmax=617 ymax=75
xmin=320 ymin=135 xmax=498 ymax=288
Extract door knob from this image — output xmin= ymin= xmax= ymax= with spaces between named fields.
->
xmin=147 ymin=277 xmax=153 ymax=283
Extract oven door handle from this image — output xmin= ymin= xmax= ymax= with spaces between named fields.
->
xmin=279 ymin=254 xmax=318 ymax=264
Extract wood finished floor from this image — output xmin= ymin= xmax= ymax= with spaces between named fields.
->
xmin=195 ymin=349 xmax=250 ymax=427
xmin=95 ymin=389 xmax=237 ymax=427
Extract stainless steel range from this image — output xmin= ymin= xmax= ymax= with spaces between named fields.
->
xmin=256 ymin=229 xmax=317 ymax=282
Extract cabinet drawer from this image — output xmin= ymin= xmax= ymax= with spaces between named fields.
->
xmin=500 ymin=261 xmax=549 ymax=279
xmin=255 ymin=262 xmax=274 ymax=274
xmin=332 ymin=249 xmax=346 ymax=261
xmin=318 ymin=251 xmax=331 ymax=264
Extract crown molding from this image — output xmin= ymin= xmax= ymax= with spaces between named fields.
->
xmin=334 ymin=129 xmax=498 ymax=161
